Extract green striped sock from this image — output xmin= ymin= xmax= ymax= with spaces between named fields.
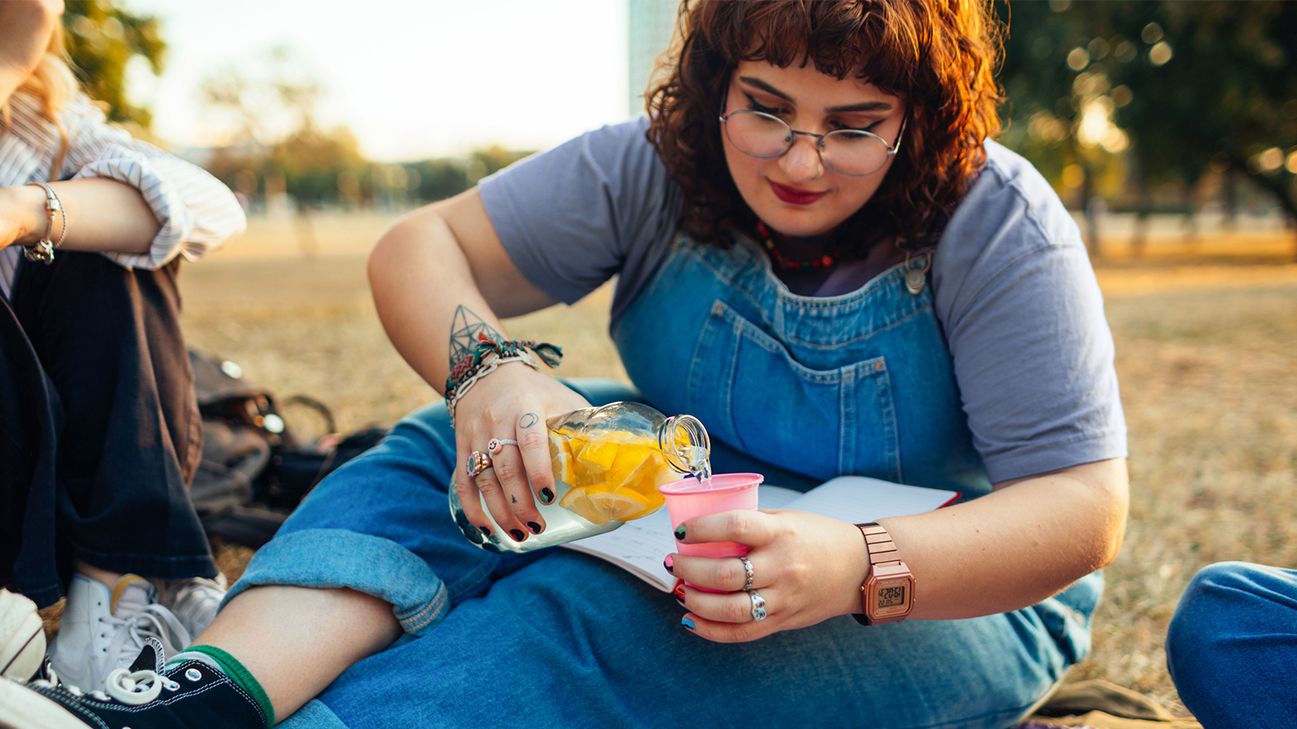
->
xmin=168 ymin=644 xmax=275 ymax=728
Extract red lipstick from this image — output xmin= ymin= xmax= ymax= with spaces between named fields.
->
xmin=770 ymin=181 xmax=826 ymax=205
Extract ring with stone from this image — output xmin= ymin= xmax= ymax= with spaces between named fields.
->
xmin=738 ymin=556 xmax=755 ymax=592
xmin=748 ymin=589 xmax=768 ymax=622
xmin=487 ymin=438 xmax=519 ymax=454
xmin=465 ymin=450 xmax=493 ymax=478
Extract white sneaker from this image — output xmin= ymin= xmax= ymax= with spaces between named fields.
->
xmin=153 ymin=574 xmax=227 ymax=638
xmin=47 ymin=574 xmax=191 ymax=692
xmin=0 ymin=589 xmax=46 ymax=682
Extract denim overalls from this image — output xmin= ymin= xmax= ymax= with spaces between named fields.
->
xmin=234 ymin=234 xmax=1100 ymax=729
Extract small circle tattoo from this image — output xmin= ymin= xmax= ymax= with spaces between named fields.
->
xmin=519 ymin=412 xmax=539 ymax=429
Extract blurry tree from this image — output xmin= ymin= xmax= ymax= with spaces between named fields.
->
xmin=999 ymin=0 xmax=1297 ymax=257
xmin=466 ymin=145 xmax=533 ymax=183
xmin=271 ymin=126 xmax=366 ymax=206
xmin=200 ymin=46 xmax=322 ymax=148
xmin=200 ymin=47 xmax=365 ymax=214
xmin=200 ymin=50 xmax=532 ymax=214
xmin=405 ymin=159 xmax=470 ymax=202
xmin=62 ymin=0 xmax=166 ymax=128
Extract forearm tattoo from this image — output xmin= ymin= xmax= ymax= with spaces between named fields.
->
xmin=448 ymin=305 xmax=503 ymax=367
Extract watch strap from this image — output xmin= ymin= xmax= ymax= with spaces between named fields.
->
xmin=853 ymin=521 xmax=911 ymax=626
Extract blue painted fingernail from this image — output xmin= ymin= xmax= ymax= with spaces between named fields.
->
xmin=663 ymin=555 xmax=674 ymax=572
xmin=540 ymin=488 xmax=555 ymax=504
xmin=674 ymin=525 xmax=686 ymax=540
xmin=681 ymin=616 xmax=696 ymax=631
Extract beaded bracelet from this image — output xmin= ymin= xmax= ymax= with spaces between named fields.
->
xmin=444 ymin=333 xmax=564 ymax=426
xmin=447 ymin=352 xmax=538 ymax=426
xmin=22 ymin=181 xmax=67 ymax=265
xmin=445 ymin=334 xmax=562 ymax=396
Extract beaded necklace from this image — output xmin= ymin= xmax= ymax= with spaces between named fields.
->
xmin=755 ymin=221 xmax=835 ymax=271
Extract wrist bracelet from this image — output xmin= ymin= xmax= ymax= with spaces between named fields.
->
xmin=443 ymin=334 xmax=564 ymax=428
xmin=22 ymin=181 xmax=67 ymax=266
xmin=446 ymin=352 xmax=538 ymax=426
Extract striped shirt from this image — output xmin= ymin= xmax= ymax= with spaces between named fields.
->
xmin=0 ymin=91 xmax=246 ymax=299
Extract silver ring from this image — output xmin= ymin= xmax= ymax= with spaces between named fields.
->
xmin=748 ymin=590 xmax=767 ymax=622
xmin=487 ymin=438 xmax=519 ymax=454
xmin=465 ymin=450 xmax=493 ymax=478
xmin=738 ymin=556 xmax=754 ymax=591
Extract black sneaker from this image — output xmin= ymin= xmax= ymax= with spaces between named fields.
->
xmin=0 ymin=658 xmax=267 ymax=729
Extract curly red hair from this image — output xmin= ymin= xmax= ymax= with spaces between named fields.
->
xmin=645 ymin=0 xmax=1004 ymax=253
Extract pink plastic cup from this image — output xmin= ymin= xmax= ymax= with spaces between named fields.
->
xmin=659 ymin=473 xmax=763 ymax=590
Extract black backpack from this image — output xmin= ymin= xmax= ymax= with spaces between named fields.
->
xmin=188 ymin=348 xmax=386 ymax=547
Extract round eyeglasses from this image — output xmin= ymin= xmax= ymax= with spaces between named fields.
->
xmin=719 ymin=109 xmax=906 ymax=177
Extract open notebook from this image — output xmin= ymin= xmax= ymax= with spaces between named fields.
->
xmin=560 ymin=475 xmax=959 ymax=592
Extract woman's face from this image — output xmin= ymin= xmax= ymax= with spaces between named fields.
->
xmin=721 ymin=60 xmax=907 ymax=238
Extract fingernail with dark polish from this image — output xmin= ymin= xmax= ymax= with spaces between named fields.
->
xmin=663 ymin=555 xmax=674 ymax=573
xmin=540 ymin=488 xmax=555 ymax=504
xmin=681 ymin=616 xmax=696 ymax=631
xmin=674 ymin=525 xmax=686 ymax=540
xmin=528 ymin=521 xmax=543 ymax=535
xmin=509 ymin=529 xmax=526 ymax=542
xmin=478 ymin=525 xmax=492 ymax=537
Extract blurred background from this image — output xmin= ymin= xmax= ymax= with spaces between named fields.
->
xmin=57 ymin=0 xmax=1296 ymax=714
xmin=69 ymin=0 xmax=1296 ymax=257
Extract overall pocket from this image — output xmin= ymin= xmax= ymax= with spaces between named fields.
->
xmin=686 ymin=300 xmax=900 ymax=482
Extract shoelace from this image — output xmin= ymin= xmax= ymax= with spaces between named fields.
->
xmin=32 ymin=662 xmax=175 ymax=706
xmin=102 ymin=604 xmax=192 ymax=674
xmin=105 ymin=667 xmax=174 ymax=705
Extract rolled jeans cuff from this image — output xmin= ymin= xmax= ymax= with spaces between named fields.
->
xmin=225 ymin=528 xmax=450 ymax=636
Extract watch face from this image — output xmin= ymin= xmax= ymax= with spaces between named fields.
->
xmin=871 ymin=576 xmax=913 ymax=620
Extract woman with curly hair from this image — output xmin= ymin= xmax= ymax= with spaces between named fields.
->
xmin=0 ymin=1 xmax=1127 ymax=727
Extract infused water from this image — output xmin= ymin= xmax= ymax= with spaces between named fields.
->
xmin=449 ymin=402 xmax=710 ymax=553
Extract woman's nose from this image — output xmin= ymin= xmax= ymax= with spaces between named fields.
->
xmin=778 ymin=134 xmax=824 ymax=182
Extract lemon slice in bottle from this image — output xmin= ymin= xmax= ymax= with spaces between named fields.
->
xmin=558 ymin=486 xmax=610 ymax=525
xmin=548 ymin=430 xmax=578 ymax=486
xmin=586 ymin=489 xmax=656 ymax=522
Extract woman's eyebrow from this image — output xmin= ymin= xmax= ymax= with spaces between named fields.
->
xmin=736 ymin=75 xmax=893 ymax=113
xmin=738 ymin=75 xmax=795 ymax=102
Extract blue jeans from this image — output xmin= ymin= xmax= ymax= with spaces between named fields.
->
xmin=233 ymin=235 xmax=1099 ymax=726
xmin=1166 ymin=561 xmax=1297 ymax=727
xmin=230 ymin=379 xmax=1095 ymax=728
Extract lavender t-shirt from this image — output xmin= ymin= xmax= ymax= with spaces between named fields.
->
xmin=479 ymin=117 xmax=1126 ymax=483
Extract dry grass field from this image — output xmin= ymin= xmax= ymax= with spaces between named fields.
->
xmin=179 ymin=212 xmax=1296 ymax=714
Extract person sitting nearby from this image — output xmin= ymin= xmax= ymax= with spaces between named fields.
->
xmin=0 ymin=0 xmax=245 ymax=695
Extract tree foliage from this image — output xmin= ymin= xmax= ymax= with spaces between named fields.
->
xmin=62 ymin=0 xmax=165 ymax=128
xmin=999 ymin=0 xmax=1297 ymax=232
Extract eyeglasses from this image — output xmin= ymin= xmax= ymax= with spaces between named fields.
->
xmin=718 ymin=108 xmax=906 ymax=177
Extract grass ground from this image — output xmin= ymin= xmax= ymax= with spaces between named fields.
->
xmin=133 ymin=213 xmax=1297 ymax=713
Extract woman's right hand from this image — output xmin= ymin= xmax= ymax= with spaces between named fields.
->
xmin=450 ymin=362 xmax=591 ymax=544
xmin=0 ymin=0 xmax=64 ymax=93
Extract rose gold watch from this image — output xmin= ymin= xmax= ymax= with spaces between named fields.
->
xmin=853 ymin=522 xmax=915 ymax=626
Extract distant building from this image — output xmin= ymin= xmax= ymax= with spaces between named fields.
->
xmin=627 ymin=0 xmax=677 ymax=117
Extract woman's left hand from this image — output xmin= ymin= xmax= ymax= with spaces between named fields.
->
xmin=667 ymin=509 xmax=868 ymax=643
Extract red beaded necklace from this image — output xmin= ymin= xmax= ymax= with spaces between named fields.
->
xmin=755 ymin=221 xmax=835 ymax=271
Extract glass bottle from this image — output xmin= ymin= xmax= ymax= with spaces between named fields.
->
xmin=449 ymin=401 xmax=710 ymax=553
